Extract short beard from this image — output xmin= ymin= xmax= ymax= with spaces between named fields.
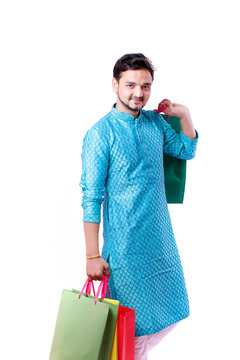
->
xmin=118 ymin=94 xmax=144 ymax=113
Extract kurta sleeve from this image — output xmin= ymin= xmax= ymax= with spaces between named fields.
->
xmin=159 ymin=114 xmax=199 ymax=160
xmin=80 ymin=128 xmax=109 ymax=223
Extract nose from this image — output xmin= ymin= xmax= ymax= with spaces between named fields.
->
xmin=133 ymin=86 xmax=143 ymax=99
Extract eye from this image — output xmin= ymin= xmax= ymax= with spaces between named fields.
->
xmin=143 ymin=86 xmax=150 ymax=90
xmin=127 ymin=84 xmax=134 ymax=88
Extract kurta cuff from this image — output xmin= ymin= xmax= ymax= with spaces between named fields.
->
xmin=83 ymin=213 xmax=101 ymax=223
xmin=179 ymin=129 xmax=199 ymax=159
xmin=179 ymin=129 xmax=199 ymax=143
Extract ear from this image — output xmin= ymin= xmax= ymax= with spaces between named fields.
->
xmin=112 ymin=78 xmax=119 ymax=94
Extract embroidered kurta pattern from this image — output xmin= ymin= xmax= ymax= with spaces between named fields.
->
xmin=80 ymin=104 xmax=199 ymax=336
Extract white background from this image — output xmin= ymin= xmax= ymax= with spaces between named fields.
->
xmin=0 ymin=0 xmax=239 ymax=359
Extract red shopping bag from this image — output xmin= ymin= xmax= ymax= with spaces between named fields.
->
xmin=117 ymin=305 xmax=135 ymax=360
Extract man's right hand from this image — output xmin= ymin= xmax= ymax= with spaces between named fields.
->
xmin=86 ymin=257 xmax=110 ymax=281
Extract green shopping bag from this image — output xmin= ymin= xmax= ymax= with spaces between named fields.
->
xmin=72 ymin=278 xmax=119 ymax=360
xmin=162 ymin=114 xmax=186 ymax=204
xmin=49 ymin=276 xmax=118 ymax=360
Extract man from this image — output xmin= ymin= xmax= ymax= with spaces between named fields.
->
xmin=80 ymin=53 xmax=199 ymax=358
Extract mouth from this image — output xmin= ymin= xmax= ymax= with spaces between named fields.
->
xmin=132 ymin=99 xmax=143 ymax=104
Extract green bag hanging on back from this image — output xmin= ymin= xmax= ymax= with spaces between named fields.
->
xmin=162 ymin=114 xmax=186 ymax=204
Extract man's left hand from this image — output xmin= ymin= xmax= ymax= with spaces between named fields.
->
xmin=158 ymin=99 xmax=189 ymax=118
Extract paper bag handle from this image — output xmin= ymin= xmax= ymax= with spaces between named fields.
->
xmin=79 ymin=278 xmax=96 ymax=298
xmin=97 ymin=275 xmax=111 ymax=303
xmin=79 ymin=275 xmax=111 ymax=305
xmin=154 ymin=104 xmax=170 ymax=119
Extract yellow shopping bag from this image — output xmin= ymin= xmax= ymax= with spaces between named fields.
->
xmin=95 ymin=275 xmax=119 ymax=360
xmin=104 ymin=298 xmax=119 ymax=360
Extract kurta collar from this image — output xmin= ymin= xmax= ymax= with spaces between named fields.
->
xmin=111 ymin=103 xmax=143 ymax=123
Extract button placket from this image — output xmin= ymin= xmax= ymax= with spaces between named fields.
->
xmin=135 ymin=118 xmax=141 ymax=142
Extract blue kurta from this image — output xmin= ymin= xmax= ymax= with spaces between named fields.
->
xmin=80 ymin=103 xmax=199 ymax=336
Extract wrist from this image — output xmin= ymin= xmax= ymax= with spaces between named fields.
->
xmin=178 ymin=107 xmax=190 ymax=119
xmin=86 ymin=253 xmax=101 ymax=260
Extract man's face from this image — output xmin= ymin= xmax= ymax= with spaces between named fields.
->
xmin=112 ymin=69 xmax=153 ymax=117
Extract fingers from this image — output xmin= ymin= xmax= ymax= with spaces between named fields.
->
xmin=158 ymin=99 xmax=174 ymax=115
xmin=87 ymin=273 xmax=104 ymax=281
xmin=86 ymin=260 xmax=110 ymax=282
xmin=159 ymin=98 xmax=171 ymax=104
xmin=158 ymin=99 xmax=171 ymax=110
xmin=158 ymin=104 xmax=167 ymax=112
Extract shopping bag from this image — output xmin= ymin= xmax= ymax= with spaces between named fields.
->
xmin=72 ymin=275 xmax=119 ymax=360
xmin=117 ymin=305 xmax=135 ymax=360
xmin=154 ymin=107 xmax=186 ymax=203
xmin=49 ymin=277 xmax=111 ymax=360
xmin=162 ymin=114 xmax=187 ymax=204
xmin=104 ymin=298 xmax=119 ymax=360
xmin=103 ymin=255 xmax=135 ymax=359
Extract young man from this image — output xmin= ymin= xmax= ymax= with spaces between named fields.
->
xmin=80 ymin=53 xmax=199 ymax=358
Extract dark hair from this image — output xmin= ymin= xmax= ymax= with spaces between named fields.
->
xmin=113 ymin=53 xmax=155 ymax=81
